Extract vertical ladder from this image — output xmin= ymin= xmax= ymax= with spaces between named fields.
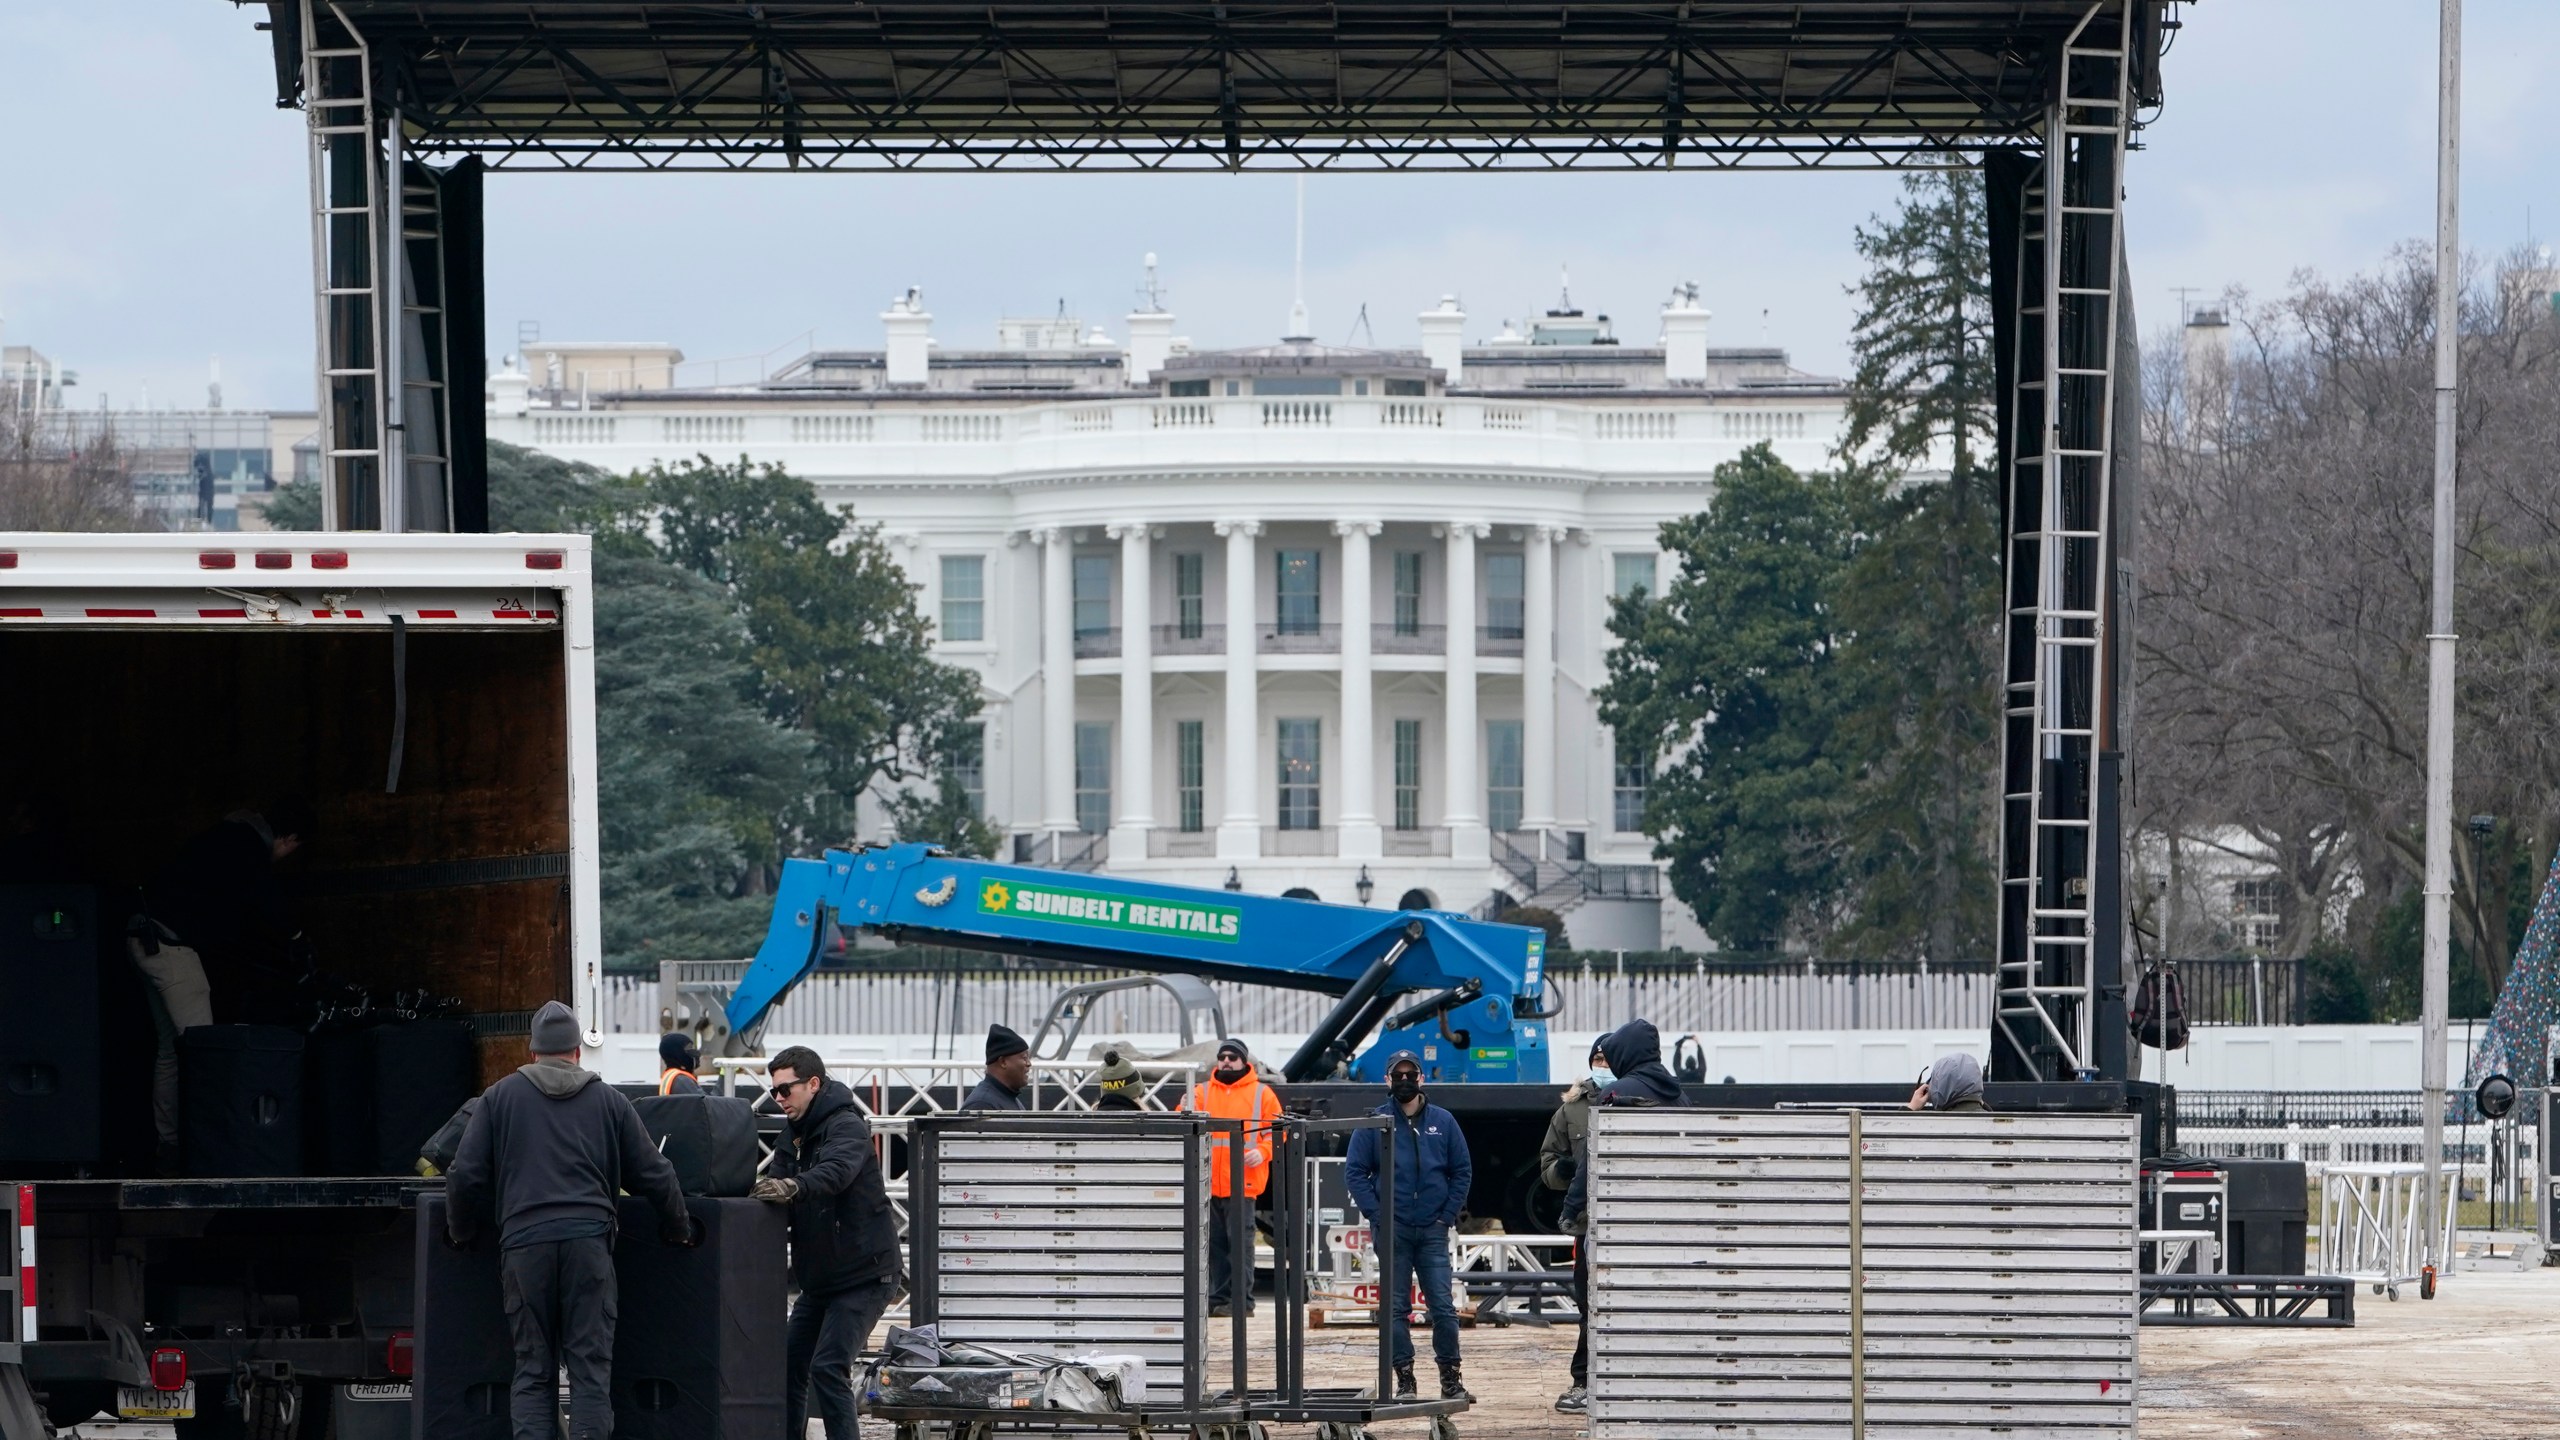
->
xmin=302 ymin=0 xmax=385 ymax=530
xmin=395 ymin=147 xmax=456 ymax=530
xmin=1994 ymin=2 xmax=2134 ymax=1081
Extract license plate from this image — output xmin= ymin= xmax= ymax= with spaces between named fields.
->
xmin=117 ymin=1382 xmax=195 ymax=1419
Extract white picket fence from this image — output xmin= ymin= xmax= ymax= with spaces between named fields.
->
xmin=599 ymin=961 xmax=1992 ymax=1040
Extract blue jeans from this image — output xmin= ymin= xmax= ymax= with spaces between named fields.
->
xmin=1379 ymin=1225 xmax=1460 ymax=1370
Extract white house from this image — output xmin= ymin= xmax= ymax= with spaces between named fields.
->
xmin=489 ymin=275 xmax=1852 ymax=949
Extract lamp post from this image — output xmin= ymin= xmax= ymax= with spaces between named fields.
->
xmin=2417 ymin=0 xmax=2463 ymax=1294
xmin=1224 ymin=866 xmax=1242 ymax=893
xmin=1356 ymin=866 xmax=1375 ymax=905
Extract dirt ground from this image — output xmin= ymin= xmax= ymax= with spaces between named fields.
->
xmin=838 ymin=1266 xmax=2560 ymax=1440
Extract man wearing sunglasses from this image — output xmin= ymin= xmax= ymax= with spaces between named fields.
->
xmin=755 ymin=1046 xmax=902 ymax=1440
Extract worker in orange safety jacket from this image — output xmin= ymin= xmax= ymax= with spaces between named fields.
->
xmin=1187 ymin=1038 xmax=1284 ymax=1316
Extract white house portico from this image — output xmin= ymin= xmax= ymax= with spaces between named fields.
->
xmin=490 ymin=280 xmax=1851 ymax=949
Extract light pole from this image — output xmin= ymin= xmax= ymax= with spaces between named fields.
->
xmin=2417 ymin=0 xmax=2463 ymax=1293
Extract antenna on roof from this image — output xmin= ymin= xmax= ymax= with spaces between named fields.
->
xmin=1139 ymin=252 xmax=1167 ymax=313
xmin=1286 ymin=178 xmax=1312 ymax=341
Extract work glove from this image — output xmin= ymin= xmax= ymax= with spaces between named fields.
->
xmin=752 ymin=1177 xmax=800 ymax=1204
xmin=1244 ymin=1146 xmax=1265 ymax=1168
xmin=663 ymin=1215 xmax=704 ymax=1248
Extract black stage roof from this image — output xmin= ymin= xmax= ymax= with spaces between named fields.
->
xmin=269 ymin=2 xmax=2169 ymax=171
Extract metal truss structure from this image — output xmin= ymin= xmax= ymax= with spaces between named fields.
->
xmin=1990 ymin=3 xmax=2138 ymax=1083
xmin=260 ymin=2 xmax=2163 ymax=1085
xmin=273 ymin=2 xmax=2165 ymax=174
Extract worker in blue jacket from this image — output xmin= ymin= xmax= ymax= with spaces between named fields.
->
xmin=1345 ymin=1049 xmax=1474 ymax=1402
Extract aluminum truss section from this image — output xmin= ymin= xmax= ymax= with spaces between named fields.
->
xmin=1993 ymin=2 xmax=2135 ymax=1083
xmin=301 ymin=2 xmax=460 ymax=533
xmin=264 ymin=3 xmax=2170 ymax=174
xmin=302 ymin=0 xmax=386 ymax=530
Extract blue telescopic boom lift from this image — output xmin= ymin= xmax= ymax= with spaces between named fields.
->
xmin=724 ymin=843 xmax=1555 ymax=1084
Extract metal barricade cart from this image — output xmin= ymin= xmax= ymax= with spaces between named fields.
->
xmin=1265 ymin=1115 xmax=1467 ymax=1440
xmin=875 ymin=1112 xmax=1255 ymax=1440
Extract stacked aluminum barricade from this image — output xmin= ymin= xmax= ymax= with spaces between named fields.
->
xmin=1588 ymin=1108 xmax=2139 ymax=1439
xmin=907 ymin=1114 xmax=1208 ymax=1404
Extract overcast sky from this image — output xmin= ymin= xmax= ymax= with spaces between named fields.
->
xmin=4 ymin=2 xmax=2556 ymax=411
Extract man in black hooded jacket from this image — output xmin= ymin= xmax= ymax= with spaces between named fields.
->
xmin=756 ymin=1046 xmax=902 ymax=1440
xmin=1558 ymin=1020 xmax=1683 ymax=1231
xmin=446 ymin=1001 xmax=691 ymax=1440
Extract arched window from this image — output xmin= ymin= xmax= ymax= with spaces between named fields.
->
xmin=1396 ymin=888 xmax=1437 ymax=911
xmin=1281 ymin=886 xmax=1321 ymax=901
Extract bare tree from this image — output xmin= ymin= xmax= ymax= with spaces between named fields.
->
xmin=2137 ymin=243 xmax=2560 ymax=997
xmin=0 ymin=403 xmax=150 ymax=531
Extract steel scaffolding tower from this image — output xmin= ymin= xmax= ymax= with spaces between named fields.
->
xmin=1992 ymin=4 xmax=2138 ymax=1083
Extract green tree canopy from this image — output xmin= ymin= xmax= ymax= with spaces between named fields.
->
xmin=1599 ymin=445 xmax=1875 ymax=947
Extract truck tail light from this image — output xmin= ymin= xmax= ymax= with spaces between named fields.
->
xmin=151 ymin=1348 xmax=188 ymax=1391
xmin=254 ymin=552 xmax=292 ymax=570
xmin=312 ymin=551 xmax=349 ymax=570
xmin=385 ymin=1332 xmax=414 ymax=1378
xmin=198 ymin=552 xmax=237 ymax=570
xmin=525 ymin=551 xmax=565 ymax=570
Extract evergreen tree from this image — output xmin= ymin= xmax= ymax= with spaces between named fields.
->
xmin=1598 ymin=445 xmax=1875 ymax=947
xmin=635 ymin=455 xmax=987 ymax=846
xmin=1829 ymin=169 xmax=2002 ymax=963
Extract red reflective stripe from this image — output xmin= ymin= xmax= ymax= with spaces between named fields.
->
xmin=535 ymin=610 xmax=557 ymax=620
xmin=197 ymin=609 xmax=249 ymax=619
xmin=416 ymin=609 xmax=458 ymax=619
xmin=85 ymin=608 xmax=154 ymax=618
xmin=492 ymin=609 xmax=536 ymax=620
xmin=0 ymin=608 xmax=40 ymax=618
xmin=17 ymin=1184 xmax=34 ymax=1343
xmin=344 ymin=609 xmax=365 ymax=618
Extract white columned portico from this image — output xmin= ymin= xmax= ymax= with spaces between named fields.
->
xmin=1521 ymin=523 xmax=1560 ymax=834
xmin=1334 ymin=519 xmax=1383 ymax=860
xmin=1440 ymin=521 xmax=1489 ymax=862
xmin=1037 ymin=526 xmax=1077 ymax=835
xmin=1109 ymin=522 xmax=1158 ymax=860
xmin=1215 ymin=519 xmax=1264 ymax=859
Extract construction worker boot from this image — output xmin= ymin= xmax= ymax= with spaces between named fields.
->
xmin=1394 ymin=1367 xmax=1417 ymax=1399
xmin=1439 ymin=1363 xmax=1471 ymax=1401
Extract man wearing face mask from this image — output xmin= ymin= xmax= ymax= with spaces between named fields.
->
xmin=1345 ymin=1050 xmax=1474 ymax=1401
xmin=1185 ymin=1038 xmax=1284 ymax=1315
xmin=1538 ymin=1036 xmax=1612 ymax=1413
xmin=1559 ymin=1020 xmax=1684 ymax=1234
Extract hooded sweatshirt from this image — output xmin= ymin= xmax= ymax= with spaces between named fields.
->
xmin=1924 ymin=1053 xmax=1989 ymax=1112
xmin=1562 ymin=1021 xmax=1686 ymax=1226
xmin=445 ymin=1058 xmax=689 ymax=1249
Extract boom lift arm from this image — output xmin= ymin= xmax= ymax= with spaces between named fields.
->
xmin=722 ymin=843 xmax=1552 ymax=1084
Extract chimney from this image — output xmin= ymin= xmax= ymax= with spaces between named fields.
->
xmin=2182 ymin=308 xmax=2230 ymax=429
xmin=883 ymin=286 xmax=932 ymax=386
xmin=488 ymin=355 xmax=531 ymax=417
xmin=1418 ymin=295 xmax=1466 ymax=384
xmin=1659 ymin=282 xmax=1710 ymax=383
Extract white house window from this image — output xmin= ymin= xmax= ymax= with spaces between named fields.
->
xmin=1276 ymin=549 xmax=1322 ymax=635
xmin=1392 ymin=552 xmax=1424 ymax=635
xmin=1611 ymin=551 xmax=1657 ymax=601
xmin=944 ymin=722 xmax=987 ymax=817
xmin=1072 ymin=554 xmax=1113 ymax=637
xmin=1612 ymin=735 xmax=1649 ymax=833
xmin=1486 ymin=720 xmax=1524 ymax=832
xmin=1484 ymin=553 xmax=1525 ymax=639
xmin=1177 ymin=720 xmax=1206 ymax=832
xmin=1277 ymin=718 xmax=1322 ymax=829
xmin=1393 ymin=719 xmax=1423 ymax=830
xmin=1074 ymin=722 xmax=1112 ymax=834
xmin=940 ymin=554 xmax=985 ymax=641
xmin=1174 ymin=552 xmax=1205 ymax=639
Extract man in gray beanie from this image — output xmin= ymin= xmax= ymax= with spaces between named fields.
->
xmin=446 ymin=1000 xmax=692 ymax=1440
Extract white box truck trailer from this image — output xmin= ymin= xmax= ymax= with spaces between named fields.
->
xmin=0 ymin=532 xmax=603 ymax=1436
